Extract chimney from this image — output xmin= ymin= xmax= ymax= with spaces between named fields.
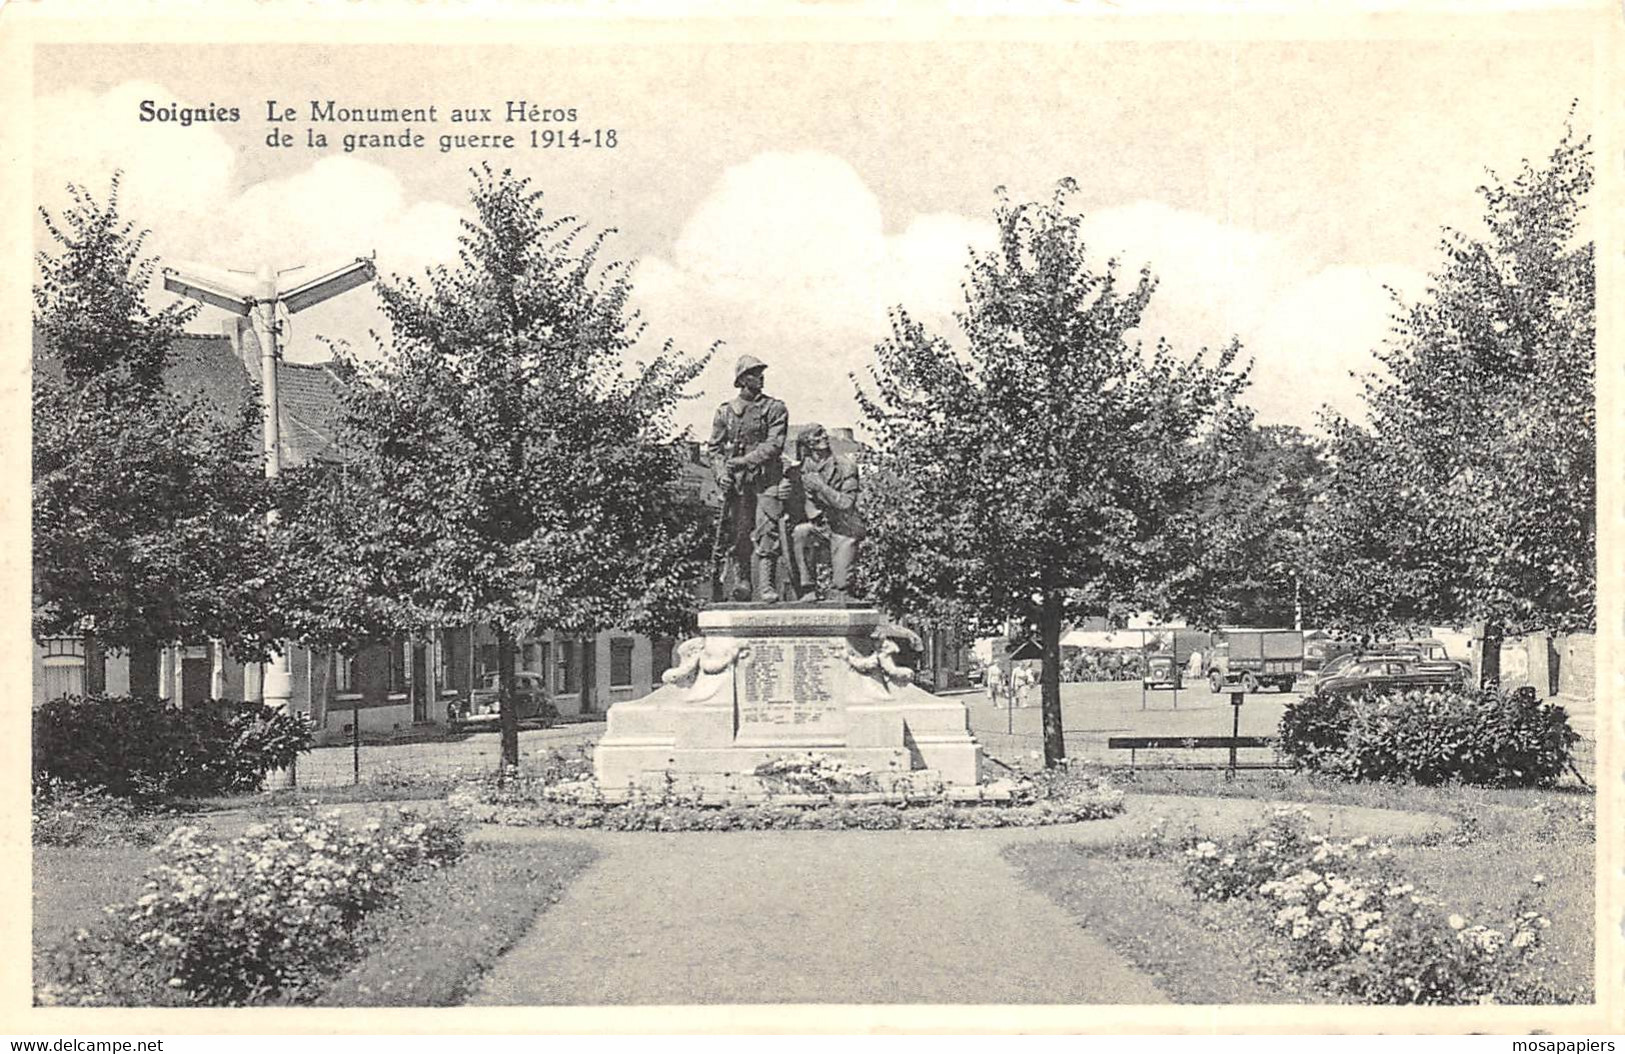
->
xmin=220 ymin=317 xmax=260 ymax=380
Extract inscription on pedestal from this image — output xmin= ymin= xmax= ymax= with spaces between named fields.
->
xmin=737 ymin=637 xmax=846 ymax=737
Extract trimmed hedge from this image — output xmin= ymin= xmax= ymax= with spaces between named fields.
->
xmin=33 ymin=695 xmax=313 ymax=801
xmin=1279 ymin=687 xmax=1578 ymax=787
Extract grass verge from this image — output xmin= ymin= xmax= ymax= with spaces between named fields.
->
xmin=34 ymin=846 xmax=156 ymax=950
xmin=1006 ymin=779 xmax=1593 ymax=1004
xmin=314 ymin=839 xmax=598 ymax=1006
xmin=1004 ymin=843 xmax=1318 ymax=1003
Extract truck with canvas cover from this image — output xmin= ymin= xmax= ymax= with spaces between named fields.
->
xmin=1207 ymin=628 xmax=1304 ymax=693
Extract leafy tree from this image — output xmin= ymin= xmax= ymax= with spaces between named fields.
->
xmin=1180 ymin=424 xmax=1326 ymax=629
xmin=1304 ymin=126 xmax=1594 ymax=684
xmin=855 ymin=180 xmax=1251 ymax=766
xmin=308 ymin=165 xmax=709 ymax=766
xmin=33 ymin=177 xmax=274 ymax=697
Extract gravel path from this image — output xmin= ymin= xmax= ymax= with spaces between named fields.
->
xmin=464 ymin=794 xmax=1452 ymax=1006
xmin=466 ymin=827 xmax=1169 ymax=1006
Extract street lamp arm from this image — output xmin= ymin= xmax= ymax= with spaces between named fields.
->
xmin=161 ymin=269 xmax=254 ymax=316
xmin=279 ymin=257 xmax=378 ymax=315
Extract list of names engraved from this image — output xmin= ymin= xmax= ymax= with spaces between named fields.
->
xmin=738 ymin=638 xmax=846 ymax=733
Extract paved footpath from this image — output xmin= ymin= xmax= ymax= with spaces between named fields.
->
xmin=466 ymin=795 xmax=1449 ymax=1006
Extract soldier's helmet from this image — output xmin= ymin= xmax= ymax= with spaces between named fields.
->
xmin=734 ymin=354 xmax=768 ymax=385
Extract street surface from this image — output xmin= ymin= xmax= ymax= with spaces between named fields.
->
xmin=293 ymin=681 xmax=1300 ymax=786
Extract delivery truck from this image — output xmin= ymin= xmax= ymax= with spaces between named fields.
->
xmin=1206 ymin=628 xmax=1304 ymax=693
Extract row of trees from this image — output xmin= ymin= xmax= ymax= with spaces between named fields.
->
xmin=857 ymin=129 xmax=1594 ymax=765
xmin=35 ymin=128 xmax=1594 ymax=770
xmin=34 ymin=166 xmax=710 ymax=768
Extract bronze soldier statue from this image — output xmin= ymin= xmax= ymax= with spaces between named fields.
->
xmin=790 ymin=423 xmax=866 ymax=602
xmin=708 ymin=355 xmax=790 ymax=602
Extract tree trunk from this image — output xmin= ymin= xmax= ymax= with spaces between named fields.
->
xmin=497 ymin=631 xmax=519 ymax=771
xmin=1479 ymin=619 xmax=1504 ymax=692
xmin=1039 ymin=585 xmax=1066 ymax=768
xmin=128 ymin=642 xmax=161 ymax=699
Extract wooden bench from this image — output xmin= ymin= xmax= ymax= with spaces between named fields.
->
xmin=1107 ymin=735 xmax=1278 ymax=774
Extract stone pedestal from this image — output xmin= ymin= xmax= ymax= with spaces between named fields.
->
xmin=594 ymin=605 xmax=982 ymax=788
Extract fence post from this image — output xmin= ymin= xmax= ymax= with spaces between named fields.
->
xmin=353 ymin=697 xmax=362 ymax=786
xmin=1228 ymin=691 xmax=1244 ymax=780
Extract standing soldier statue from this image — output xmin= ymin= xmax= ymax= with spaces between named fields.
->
xmin=708 ymin=355 xmax=790 ymax=602
xmin=790 ymin=423 xmax=866 ymax=602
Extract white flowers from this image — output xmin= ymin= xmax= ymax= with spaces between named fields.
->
xmin=1448 ymin=914 xmax=1467 ymax=930
xmin=97 ymin=809 xmax=463 ymax=1003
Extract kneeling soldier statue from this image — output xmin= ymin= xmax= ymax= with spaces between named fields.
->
xmin=708 ymin=355 xmax=790 ymax=602
xmin=791 ymin=423 xmax=866 ymax=602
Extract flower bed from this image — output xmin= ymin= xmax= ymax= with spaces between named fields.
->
xmin=1180 ymin=805 xmax=1558 ymax=1004
xmin=36 ymin=809 xmax=464 ymax=1006
xmin=448 ymin=763 xmax=1125 ymax=832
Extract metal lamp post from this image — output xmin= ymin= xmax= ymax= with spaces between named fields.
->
xmin=163 ymin=257 xmax=376 ymax=717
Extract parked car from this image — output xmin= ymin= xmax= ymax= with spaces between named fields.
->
xmin=458 ymin=671 xmax=560 ymax=726
xmin=1142 ymin=652 xmax=1183 ymax=690
xmin=1310 ymin=654 xmax=1468 ymax=699
xmin=1376 ymin=638 xmax=1473 ymax=679
xmin=1303 ymin=635 xmax=1358 ymax=672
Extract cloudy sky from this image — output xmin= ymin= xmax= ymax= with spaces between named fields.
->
xmin=32 ymin=29 xmax=1597 ymax=438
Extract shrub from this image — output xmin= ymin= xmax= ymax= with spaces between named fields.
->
xmin=35 ymin=809 xmax=464 ymax=1006
xmin=1179 ymin=806 xmax=1555 ymax=1004
xmin=1277 ymin=692 xmax=1357 ymax=775
xmin=1278 ymin=688 xmax=1577 ymax=787
xmin=33 ymin=694 xmax=313 ymax=801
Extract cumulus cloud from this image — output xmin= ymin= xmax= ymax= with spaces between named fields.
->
xmin=634 ymin=150 xmax=996 ymax=436
xmin=35 ymin=85 xmax=1419 ymax=435
xmin=35 ymin=82 xmax=467 ymax=363
xmin=34 ymin=80 xmax=237 ymax=233
xmin=634 ymin=154 xmax=1420 ymax=437
xmin=1076 ymin=201 xmax=1430 ymax=430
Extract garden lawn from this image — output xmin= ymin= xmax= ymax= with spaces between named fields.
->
xmin=1007 ymin=774 xmax=1594 ymax=1004
xmin=1004 ymin=844 xmax=1319 ymax=1003
xmin=317 ymin=837 xmax=598 ymax=1006
xmin=34 ymin=845 xmax=155 ymax=949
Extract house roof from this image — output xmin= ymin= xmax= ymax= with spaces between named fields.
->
xmin=34 ymin=327 xmax=346 ymax=469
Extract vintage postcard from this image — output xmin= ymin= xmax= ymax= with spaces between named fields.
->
xmin=2 ymin=0 xmax=1619 ymax=1036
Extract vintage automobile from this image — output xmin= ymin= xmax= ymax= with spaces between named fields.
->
xmin=1309 ymin=654 xmax=1468 ymax=699
xmin=1142 ymin=652 xmax=1183 ymax=690
xmin=455 ymin=671 xmax=560 ymax=726
xmin=1303 ymin=635 xmax=1359 ymax=673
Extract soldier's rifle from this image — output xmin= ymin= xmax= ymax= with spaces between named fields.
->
xmin=709 ymin=438 xmax=746 ymax=602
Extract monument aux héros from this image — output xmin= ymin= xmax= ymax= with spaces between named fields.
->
xmin=593 ymin=356 xmax=984 ymax=792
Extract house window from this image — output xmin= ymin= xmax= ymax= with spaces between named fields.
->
xmin=610 ymin=638 xmax=635 ymax=689
xmin=336 ymin=653 xmax=354 ymax=693
xmin=555 ymin=640 xmax=578 ymax=695
xmin=41 ymin=637 xmax=86 ymax=701
xmin=523 ymin=641 xmax=542 ymax=672
xmin=651 ymin=638 xmax=675 ymax=686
